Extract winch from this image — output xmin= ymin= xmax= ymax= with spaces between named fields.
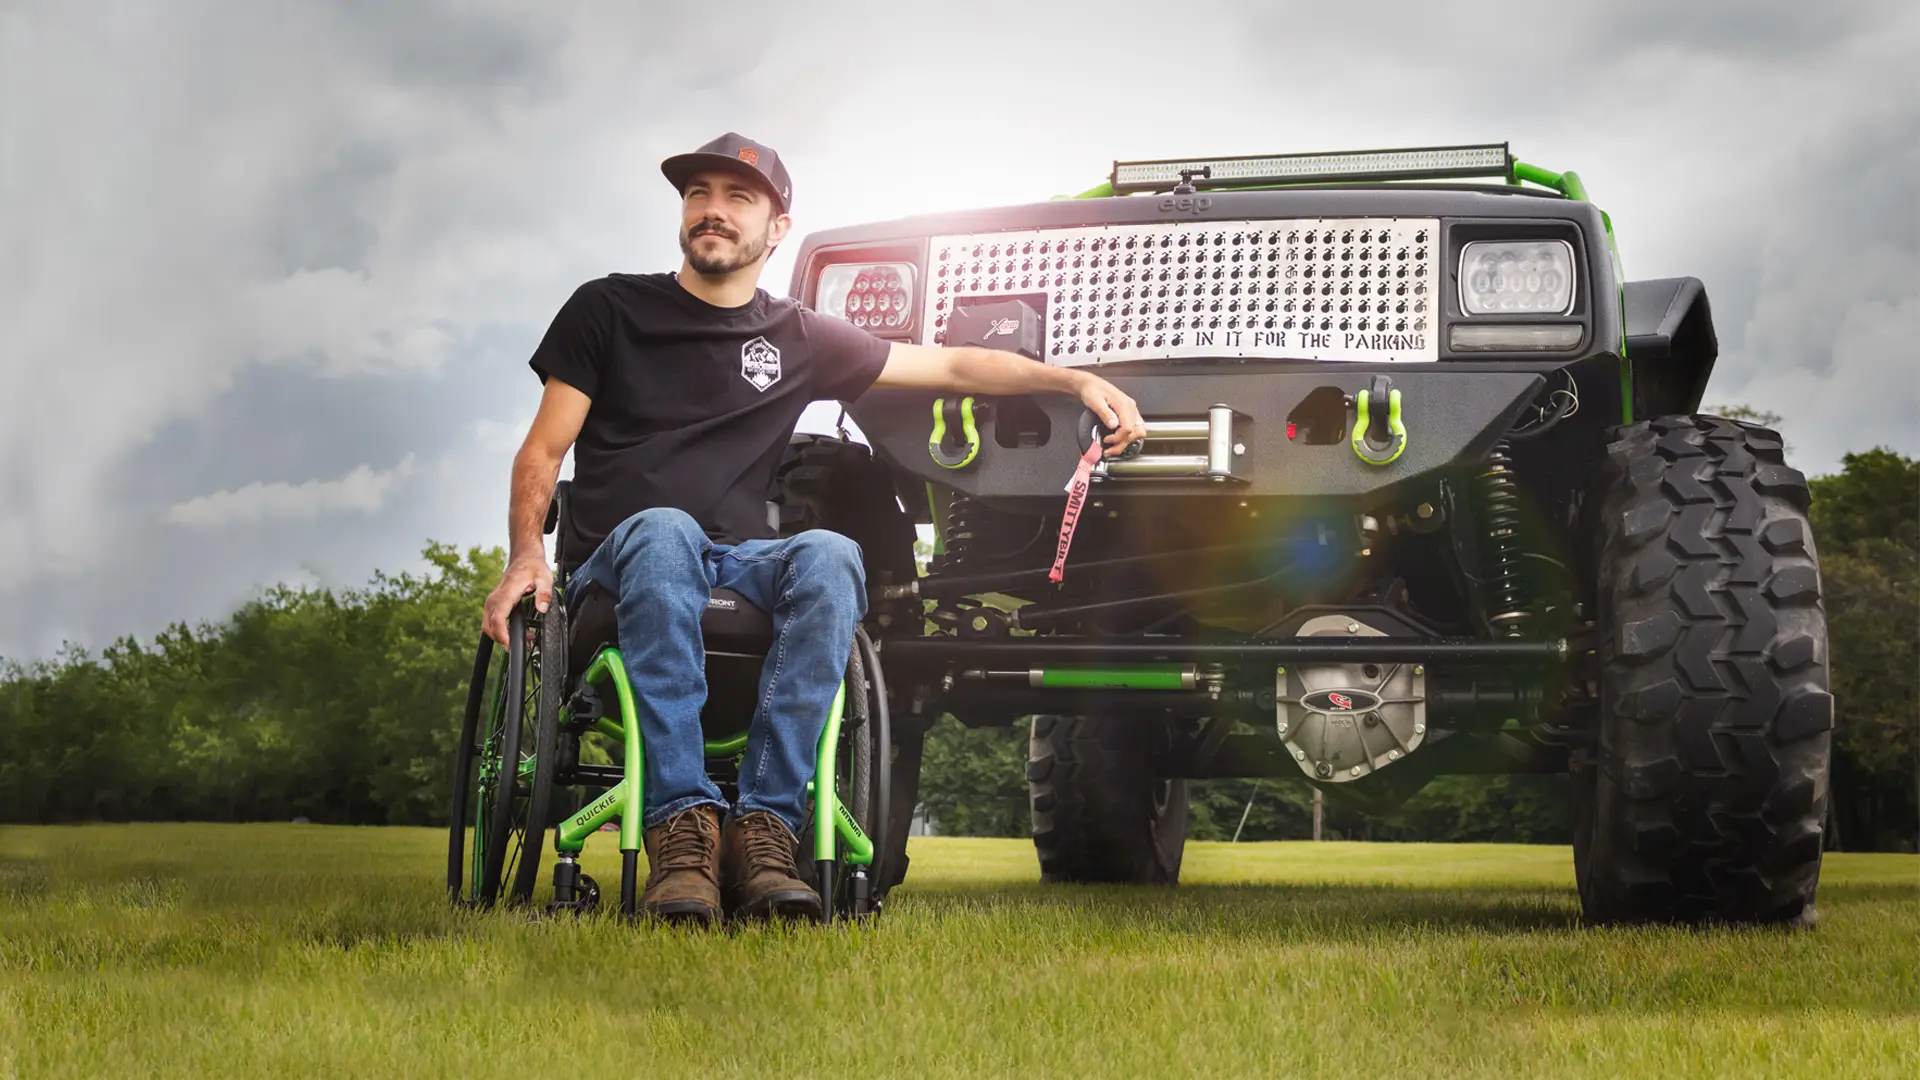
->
xmin=1275 ymin=614 xmax=1428 ymax=781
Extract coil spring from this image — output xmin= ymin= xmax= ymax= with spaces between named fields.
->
xmin=1477 ymin=442 xmax=1531 ymax=637
xmin=942 ymin=494 xmax=981 ymax=571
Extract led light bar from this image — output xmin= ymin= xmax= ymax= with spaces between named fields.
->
xmin=1111 ymin=143 xmax=1511 ymax=194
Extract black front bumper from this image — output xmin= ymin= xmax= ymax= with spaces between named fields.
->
xmin=854 ymin=354 xmax=1621 ymax=510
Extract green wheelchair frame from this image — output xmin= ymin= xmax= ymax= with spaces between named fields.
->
xmin=447 ymin=481 xmax=897 ymax=922
xmin=544 ymin=623 xmax=881 ymax=920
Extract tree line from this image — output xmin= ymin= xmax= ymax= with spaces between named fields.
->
xmin=2 ymin=450 xmax=1913 ymax=849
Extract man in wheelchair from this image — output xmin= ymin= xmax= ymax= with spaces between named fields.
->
xmin=481 ymin=132 xmax=1145 ymax=924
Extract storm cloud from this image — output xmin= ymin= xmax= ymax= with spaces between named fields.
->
xmin=2 ymin=0 xmax=1915 ymax=659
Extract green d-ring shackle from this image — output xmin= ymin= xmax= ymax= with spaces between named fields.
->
xmin=1351 ymin=378 xmax=1408 ymax=466
xmin=929 ymin=397 xmax=981 ymax=469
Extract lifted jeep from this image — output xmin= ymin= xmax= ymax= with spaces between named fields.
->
xmin=777 ymin=144 xmax=1831 ymax=926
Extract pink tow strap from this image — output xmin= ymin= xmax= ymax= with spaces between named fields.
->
xmin=1050 ymin=436 xmax=1107 ymax=584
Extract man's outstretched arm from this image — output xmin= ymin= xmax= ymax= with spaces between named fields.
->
xmin=482 ymin=377 xmax=592 ymax=645
xmin=871 ymin=343 xmax=1148 ymax=456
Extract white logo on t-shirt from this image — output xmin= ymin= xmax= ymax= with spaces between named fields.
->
xmin=740 ymin=336 xmax=782 ymax=392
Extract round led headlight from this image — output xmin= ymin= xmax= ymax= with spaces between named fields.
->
xmin=1458 ymin=240 xmax=1574 ymax=315
xmin=816 ymin=262 xmax=916 ymax=331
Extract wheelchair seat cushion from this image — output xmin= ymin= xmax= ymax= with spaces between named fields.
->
xmin=565 ymin=580 xmax=776 ymax=678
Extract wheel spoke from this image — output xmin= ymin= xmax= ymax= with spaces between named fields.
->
xmin=501 ymin=800 xmax=529 ymax=896
xmin=471 ymin=796 xmax=488 ymax=900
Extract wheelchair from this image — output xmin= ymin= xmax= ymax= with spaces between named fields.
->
xmin=446 ymin=479 xmax=901 ymax=921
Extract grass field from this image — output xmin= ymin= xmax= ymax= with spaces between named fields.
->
xmin=1 ymin=825 xmax=1915 ymax=1078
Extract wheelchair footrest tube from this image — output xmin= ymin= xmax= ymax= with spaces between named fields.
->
xmin=816 ymin=859 xmax=836 ymax=923
xmin=621 ymin=850 xmax=639 ymax=918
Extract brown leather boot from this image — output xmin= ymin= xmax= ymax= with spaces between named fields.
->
xmin=721 ymin=811 xmax=822 ymax=922
xmin=641 ymin=805 xmax=722 ymax=924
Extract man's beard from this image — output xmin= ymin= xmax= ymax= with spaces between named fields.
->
xmin=681 ymin=221 xmax=767 ymax=275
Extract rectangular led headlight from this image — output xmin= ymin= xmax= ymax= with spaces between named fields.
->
xmin=1111 ymin=143 xmax=1510 ymax=194
xmin=1459 ymin=240 xmax=1575 ymax=315
xmin=815 ymin=262 xmax=917 ymax=332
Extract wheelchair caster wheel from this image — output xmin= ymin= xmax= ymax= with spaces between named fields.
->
xmin=544 ymin=874 xmax=600 ymax=917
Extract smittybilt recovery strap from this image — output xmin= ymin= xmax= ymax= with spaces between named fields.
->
xmin=1049 ymin=436 xmax=1107 ymax=583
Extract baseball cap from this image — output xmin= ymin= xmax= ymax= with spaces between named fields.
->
xmin=661 ymin=132 xmax=793 ymax=214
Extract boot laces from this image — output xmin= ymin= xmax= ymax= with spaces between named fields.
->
xmin=742 ymin=814 xmax=797 ymax=873
xmin=657 ymin=812 xmax=714 ymax=870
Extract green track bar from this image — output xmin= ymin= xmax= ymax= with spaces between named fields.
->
xmin=1036 ymin=664 xmax=1194 ymax=690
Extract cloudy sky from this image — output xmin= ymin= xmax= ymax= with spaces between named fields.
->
xmin=3 ymin=0 xmax=1916 ymax=660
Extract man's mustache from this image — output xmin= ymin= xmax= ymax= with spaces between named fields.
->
xmin=689 ymin=221 xmax=737 ymax=241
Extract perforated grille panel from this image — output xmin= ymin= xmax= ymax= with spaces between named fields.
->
xmin=925 ymin=219 xmax=1440 ymax=364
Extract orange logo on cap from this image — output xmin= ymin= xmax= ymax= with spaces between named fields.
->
xmin=737 ymin=147 xmax=759 ymax=165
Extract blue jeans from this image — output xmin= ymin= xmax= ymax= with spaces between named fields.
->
xmin=571 ymin=507 xmax=866 ymax=833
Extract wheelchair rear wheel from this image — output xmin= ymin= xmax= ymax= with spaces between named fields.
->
xmin=445 ymin=633 xmax=492 ymax=902
xmin=448 ymin=601 xmax=559 ymax=908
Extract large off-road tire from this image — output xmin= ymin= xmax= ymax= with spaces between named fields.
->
xmin=1028 ymin=716 xmax=1189 ymax=884
xmin=1577 ymin=415 xmax=1832 ymax=926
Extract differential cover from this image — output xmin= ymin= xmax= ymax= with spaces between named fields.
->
xmin=1275 ymin=614 xmax=1428 ymax=782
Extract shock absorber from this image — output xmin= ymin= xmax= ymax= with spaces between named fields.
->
xmin=1476 ymin=442 xmax=1531 ymax=637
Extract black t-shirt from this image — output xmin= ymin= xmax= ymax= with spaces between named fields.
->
xmin=528 ymin=272 xmax=892 ymax=567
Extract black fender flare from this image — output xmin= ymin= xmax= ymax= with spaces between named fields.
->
xmin=1623 ymin=277 xmax=1718 ymax=416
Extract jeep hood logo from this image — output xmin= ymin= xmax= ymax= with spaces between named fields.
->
xmin=1157 ymin=194 xmax=1213 ymax=214
xmin=1302 ymin=688 xmax=1381 ymax=713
